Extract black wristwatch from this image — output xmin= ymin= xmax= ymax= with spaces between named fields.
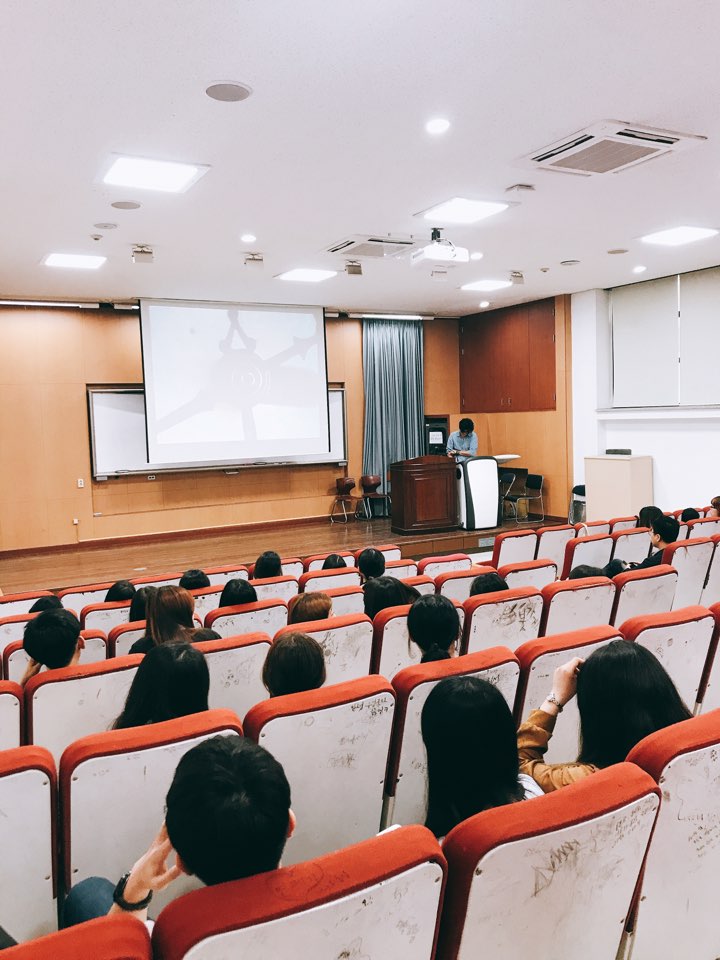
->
xmin=113 ymin=872 xmax=153 ymax=911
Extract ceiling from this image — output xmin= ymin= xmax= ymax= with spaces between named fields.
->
xmin=3 ymin=0 xmax=720 ymax=316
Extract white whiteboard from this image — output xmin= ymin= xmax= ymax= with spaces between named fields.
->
xmin=88 ymin=387 xmax=346 ymax=478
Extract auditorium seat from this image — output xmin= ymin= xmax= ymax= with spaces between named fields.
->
xmin=352 ymin=543 xmax=402 ymax=562
xmin=297 ymin=566 xmax=362 ymax=592
xmin=497 ymin=558 xmax=557 ymax=591
xmin=25 ymin=655 xmax=141 ymax=761
xmin=462 ymin=587 xmax=543 ymax=655
xmin=385 ymin=557 xmax=418 ymax=578
xmin=662 ymin=537 xmax=714 ymax=608
xmin=205 ymin=598 xmax=288 ymax=639
xmin=152 ymin=824 xmax=445 ymax=960
xmin=609 ymin=515 xmax=638 ymax=531
xmin=279 ymin=557 xmax=304 ymax=578
xmin=370 ymin=604 xmax=419 ymax=678
xmin=700 ymin=534 xmax=720 ymax=607
xmin=60 ymin=710 xmax=243 ymax=915
xmin=244 ymin=676 xmax=395 ymax=864
xmin=107 ymin=621 xmax=145 ymax=657
xmin=321 ymin=584 xmax=365 ymax=616
xmin=620 ymin=606 xmax=715 ymax=710
xmin=274 ymin=613 xmax=374 ymax=685
xmin=610 ymin=565 xmax=677 ymax=625
xmin=3 ymin=630 xmax=108 ymax=685
xmin=676 ymin=520 xmax=689 ymax=541
xmin=540 ymin=577 xmax=615 ymax=636
xmin=490 ymin=530 xmax=538 ymax=568
xmin=533 ymin=524 xmax=576 ymax=572
xmin=417 ymin=553 xmax=472 ymax=578
xmin=0 ymin=746 xmax=57 ymax=943
xmin=80 ymin=599 xmax=132 ymax=634
xmin=0 ymin=592 xmax=56 ymax=618
xmin=514 ymin=626 xmax=621 ymax=763
xmin=0 ymin=681 xmax=23 ymax=749
xmin=0 ymin=612 xmax=40 ymax=659
xmin=250 ymin=575 xmax=299 ymax=602
xmin=403 ymin=573 xmax=440 ymax=595
xmin=385 ymin=648 xmax=520 ymax=827
xmin=57 ymin=581 xmax=119 ymax=612
xmin=203 ymin=562 xmax=249 ymax=584
xmin=187 ymin=586 xmax=223 ymax=622
xmin=575 ymin=520 xmax=612 ymax=535
xmin=687 ymin=516 xmax=720 ymax=538
xmin=609 ymin=526 xmax=652 ymax=564
xmin=560 ymin=533 xmax=613 ymax=579
xmin=303 ymin=550 xmax=355 ymax=571
xmin=195 ymin=633 xmax=270 ymax=718
xmin=129 ymin=571 xmax=183 ymax=590
xmin=436 ymin=764 xmax=659 ymax=960
xmin=435 ymin=566 xmax=497 ymax=602
xmin=625 ymin=710 xmax=720 ymax=960
xmin=3 ymin=916 xmax=151 ymax=959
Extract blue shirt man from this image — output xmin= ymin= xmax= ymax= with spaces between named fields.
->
xmin=446 ymin=418 xmax=478 ymax=463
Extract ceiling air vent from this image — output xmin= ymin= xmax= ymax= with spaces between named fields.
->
xmin=520 ymin=120 xmax=705 ymax=176
xmin=325 ymin=235 xmax=419 ymax=258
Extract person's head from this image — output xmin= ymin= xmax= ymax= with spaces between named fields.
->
xmin=407 ymin=594 xmax=460 ymax=663
xmin=363 ymin=576 xmax=410 ymax=620
xmin=577 ymin=639 xmax=691 ymax=768
xmin=710 ymin=496 xmax=720 ymax=517
xmin=254 ymin=551 xmax=282 ymax=580
xmin=192 ymin=628 xmax=221 ymax=642
xmin=165 ymin=736 xmax=293 ymax=885
xmin=357 ymin=547 xmax=385 ymax=582
xmin=219 ymin=578 xmax=257 ymax=608
xmin=262 ymin=632 xmax=327 ymax=697
xmin=422 ymin=675 xmax=523 ymax=838
xmin=179 ymin=569 xmax=211 ymax=591
xmin=288 ymin=592 xmax=332 ymax=625
xmin=321 ymin=553 xmax=347 ymax=570
xmin=23 ymin=609 xmax=82 ymax=670
xmin=651 ymin=514 xmax=680 ymax=549
xmin=28 ymin=595 xmax=63 ymax=613
xmin=129 ymin=586 xmax=157 ymax=623
xmin=458 ymin=418 xmax=474 ymax=437
xmin=567 ymin=565 xmax=603 ymax=580
xmin=104 ymin=579 xmax=136 ymax=603
xmin=603 ymin=559 xmax=629 ymax=578
xmin=146 ymin=585 xmax=195 ymax=646
xmin=469 ymin=572 xmax=508 ymax=596
xmin=681 ymin=507 xmax=700 ymax=523
xmin=113 ymin=642 xmax=210 ymax=730
xmin=637 ymin=505 xmax=663 ymax=530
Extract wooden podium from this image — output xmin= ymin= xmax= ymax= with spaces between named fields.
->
xmin=390 ymin=456 xmax=459 ymax=535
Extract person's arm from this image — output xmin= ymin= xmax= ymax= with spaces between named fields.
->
xmin=446 ymin=433 xmax=457 ymax=458
xmin=108 ymin=824 xmax=183 ymax=922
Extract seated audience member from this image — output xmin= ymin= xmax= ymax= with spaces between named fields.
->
xmin=422 ymin=676 xmax=542 ymax=839
xmin=179 ymin=568 xmax=211 ymax=591
xmin=469 ymin=572 xmax=509 ymax=596
xmin=681 ymin=507 xmax=700 ymax=522
xmin=113 ymin=642 xmax=210 ymax=729
xmin=253 ymin=551 xmax=283 ymax=579
xmin=567 ymin=564 xmax=603 ymax=580
xmin=287 ymin=591 xmax=332 ymax=625
xmin=321 ymin=553 xmax=348 ymax=570
xmin=634 ymin=514 xmax=680 ymax=569
xmin=363 ymin=576 xmax=418 ymax=620
xmin=128 ymin=586 xmax=157 ymax=623
xmin=192 ymin=627 xmax=221 ymax=642
xmin=262 ymin=632 xmax=326 ymax=697
xmin=21 ymin=609 xmax=83 ymax=686
xmin=28 ymin=595 xmax=63 ymax=613
xmin=62 ymin=736 xmax=295 ymax=926
xmin=407 ymin=594 xmax=460 ymax=663
xmin=357 ymin=547 xmax=385 ymax=583
xmin=706 ymin=496 xmax=720 ymax=518
xmin=602 ymin=558 xmax=629 ymax=578
xmin=636 ymin=504 xmax=663 ymax=529
xmin=219 ymin=578 xmax=257 ymax=608
xmin=129 ymin=585 xmax=196 ymax=655
xmin=104 ymin=580 xmax=136 ymax=603
xmin=517 ymin=639 xmax=691 ymax=792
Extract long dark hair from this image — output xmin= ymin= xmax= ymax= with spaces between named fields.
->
xmin=407 ymin=594 xmax=460 ymax=662
xmin=113 ymin=642 xmax=210 ymax=729
xmin=577 ymin=639 xmax=692 ymax=767
xmin=422 ymin=675 xmax=524 ymax=838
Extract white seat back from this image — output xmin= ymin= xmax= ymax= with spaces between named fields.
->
xmin=275 ymin=614 xmax=374 ymax=685
xmin=664 ymin=539 xmax=715 ymax=609
xmin=81 ymin=602 xmax=131 ymax=634
xmin=206 ymin=600 xmax=288 ymax=639
xmin=700 ymin=539 xmax=720 ymax=607
xmin=493 ymin=531 xmax=538 ymax=567
xmin=197 ymin=634 xmax=271 ymax=719
xmin=610 ymin=567 xmax=677 ymax=626
xmin=0 ymin=683 xmax=22 ymax=750
xmin=499 ymin=559 xmax=557 ymax=591
xmin=611 ymin=528 xmax=652 ymax=564
xmin=322 ymin=586 xmax=365 ymax=617
xmin=541 ymin=580 xmax=616 ymax=636
xmin=463 ymin=589 xmax=543 ymax=654
xmin=534 ymin=526 xmax=576 ymax=571
xmin=251 ymin=577 xmax=300 ymax=602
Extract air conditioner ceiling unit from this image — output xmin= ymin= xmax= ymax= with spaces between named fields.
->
xmin=521 ymin=120 xmax=705 ymax=176
xmin=325 ymin=235 xmax=419 ymax=258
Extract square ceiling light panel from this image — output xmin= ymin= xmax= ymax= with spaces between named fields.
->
xmin=44 ymin=253 xmax=106 ymax=269
xmin=640 ymin=226 xmax=718 ymax=246
xmin=418 ymin=197 xmax=509 ymax=224
xmin=102 ymin=156 xmax=210 ymax=193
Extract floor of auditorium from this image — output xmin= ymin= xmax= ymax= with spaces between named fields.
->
xmin=0 ymin=514 xmax=564 ymax=594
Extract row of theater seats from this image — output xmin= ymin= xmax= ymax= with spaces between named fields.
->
xmin=4 ymin=609 xmax=720 ymax=939
xmin=7 ymin=706 xmax=720 ymax=960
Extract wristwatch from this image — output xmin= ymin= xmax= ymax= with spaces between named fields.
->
xmin=113 ymin=872 xmax=153 ymax=911
xmin=545 ymin=693 xmax=564 ymax=711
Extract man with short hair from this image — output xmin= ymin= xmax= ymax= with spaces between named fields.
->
xmin=446 ymin=418 xmax=478 ymax=463
xmin=636 ymin=514 xmax=680 ymax=569
xmin=357 ymin=547 xmax=385 ymax=583
xmin=469 ymin=572 xmax=509 ymax=596
xmin=21 ymin=608 xmax=83 ymax=686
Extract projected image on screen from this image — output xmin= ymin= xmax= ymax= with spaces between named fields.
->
xmin=141 ymin=299 xmax=330 ymax=465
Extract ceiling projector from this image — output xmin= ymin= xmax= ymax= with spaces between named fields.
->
xmin=411 ymin=227 xmax=469 ymax=265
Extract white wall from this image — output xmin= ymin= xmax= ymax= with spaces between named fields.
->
xmin=571 ymin=290 xmax=720 ymax=511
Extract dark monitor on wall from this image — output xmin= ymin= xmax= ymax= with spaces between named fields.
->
xmin=425 ymin=415 xmax=449 ymax=456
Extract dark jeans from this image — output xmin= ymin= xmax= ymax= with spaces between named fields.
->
xmin=62 ymin=877 xmax=114 ymax=927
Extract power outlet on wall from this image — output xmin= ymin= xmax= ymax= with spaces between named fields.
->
xmin=77 ymin=478 xmax=85 ymax=488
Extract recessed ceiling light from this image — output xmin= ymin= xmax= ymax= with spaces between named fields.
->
xmin=641 ymin=226 xmax=719 ymax=246
xmin=470 ymin=251 xmax=484 ymax=261
xmin=240 ymin=233 xmax=257 ymax=244
xmin=425 ymin=118 xmax=450 ymax=135
xmin=461 ymin=279 xmax=513 ymax=292
xmin=205 ymin=82 xmax=252 ymax=102
xmin=607 ymin=248 xmax=628 ymax=255
xmin=93 ymin=222 xmax=117 ymax=230
xmin=102 ymin=156 xmax=209 ymax=193
xmin=275 ymin=268 xmax=337 ymax=283
xmin=111 ymin=200 xmax=141 ymax=210
xmin=361 ymin=314 xmax=423 ymax=320
xmin=44 ymin=253 xmax=106 ymax=270
xmin=420 ymin=197 xmax=509 ymax=225
xmin=632 ymin=265 xmax=648 ymax=274
xmin=560 ymin=260 xmax=580 ymax=266
xmin=479 ymin=301 xmax=490 ymax=308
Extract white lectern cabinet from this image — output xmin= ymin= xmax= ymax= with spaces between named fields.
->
xmin=584 ymin=455 xmax=653 ymax=521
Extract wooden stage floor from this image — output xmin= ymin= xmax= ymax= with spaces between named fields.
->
xmin=0 ymin=515 xmax=562 ymax=595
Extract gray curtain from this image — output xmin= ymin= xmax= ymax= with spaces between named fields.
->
xmin=362 ymin=320 xmax=425 ymax=497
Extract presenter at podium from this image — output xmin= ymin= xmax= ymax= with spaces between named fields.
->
xmin=446 ymin=418 xmax=478 ymax=463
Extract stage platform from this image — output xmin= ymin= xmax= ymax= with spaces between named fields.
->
xmin=0 ymin=515 xmax=565 ymax=595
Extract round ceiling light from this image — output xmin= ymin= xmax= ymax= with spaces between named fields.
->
xmin=607 ymin=248 xmax=628 ymax=255
xmin=240 ymin=233 xmax=257 ymax=244
xmin=560 ymin=259 xmax=580 ymax=266
xmin=93 ymin=222 xmax=117 ymax=230
xmin=206 ymin=82 xmax=253 ymax=102
xmin=111 ymin=201 xmax=141 ymax=210
xmin=425 ymin=117 xmax=450 ymax=135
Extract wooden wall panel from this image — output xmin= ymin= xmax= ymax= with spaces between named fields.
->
xmin=423 ymin=318 xmax=460 ymax=413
